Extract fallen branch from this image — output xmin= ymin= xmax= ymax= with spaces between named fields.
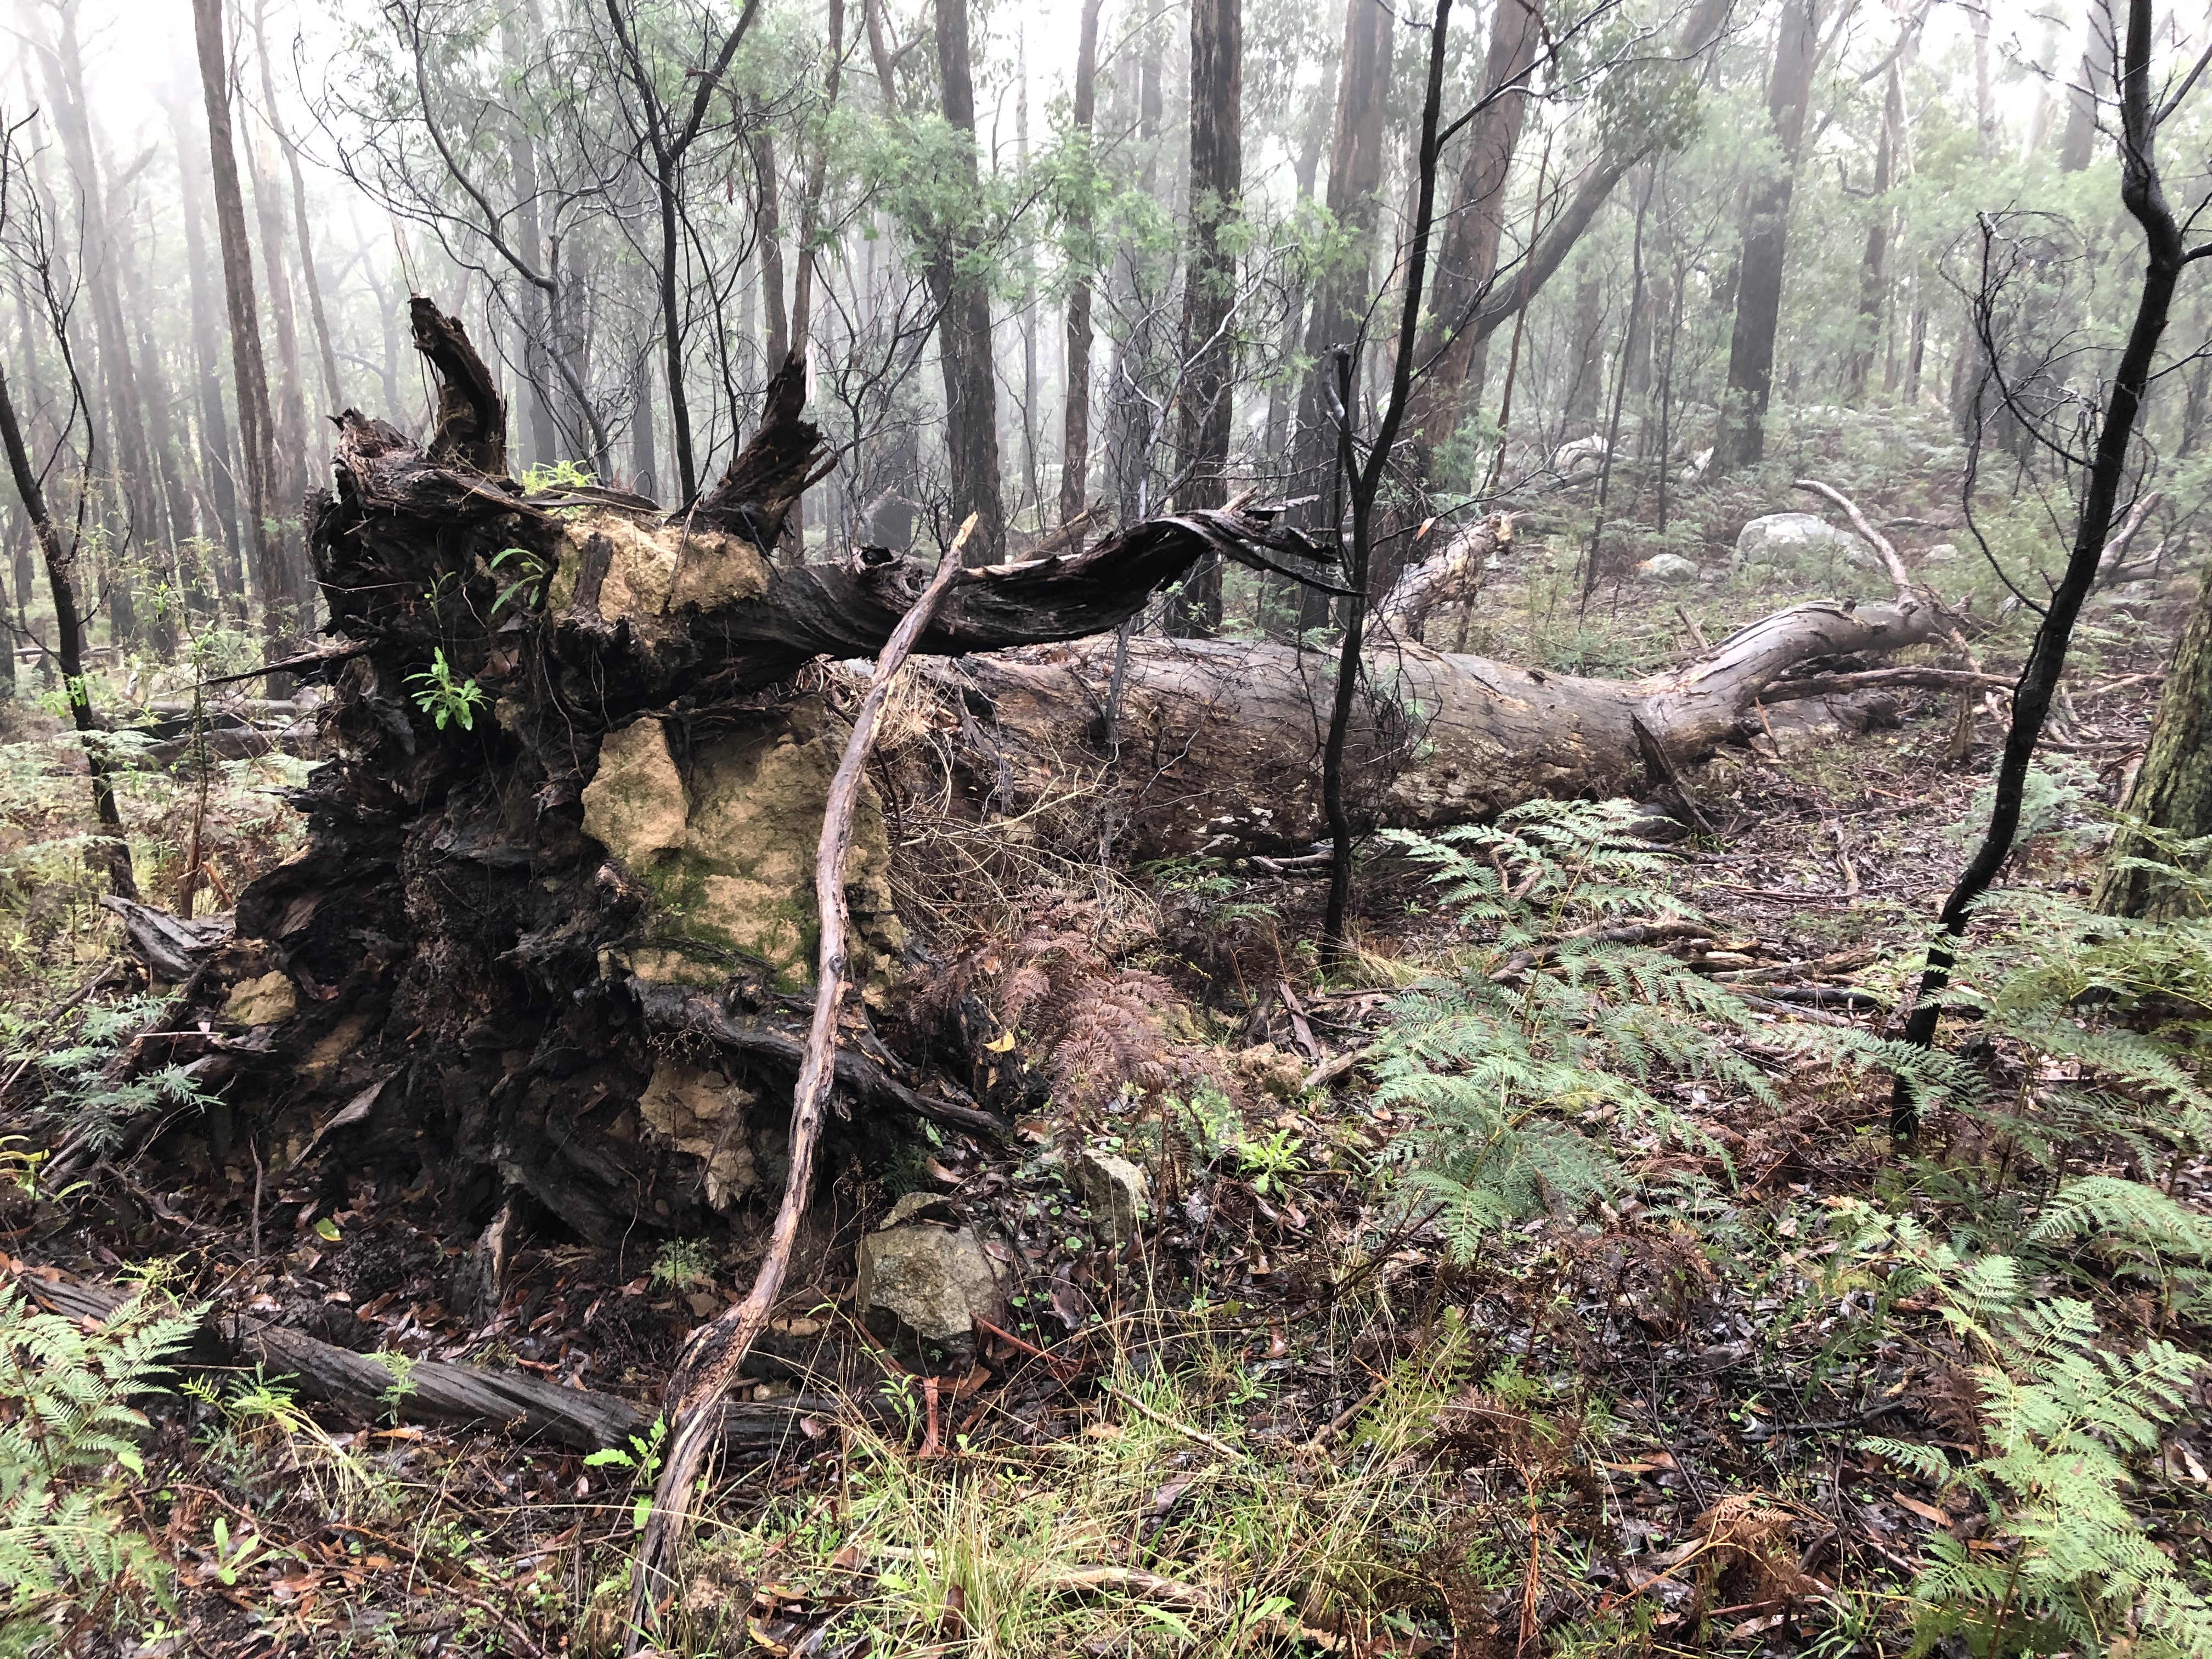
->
xmin=1765 ymin=666 xmax=2015 ymax=701
xmin=625 ymin=517 xmax=975 ymax=1652
xmin=7 ymin=1263 xmax=833 ymax=1454
xmin=1795 ymin=477 xmax=1982 ymax=669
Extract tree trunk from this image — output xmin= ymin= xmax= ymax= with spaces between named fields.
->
xmin=2059 ymin=15 xmax=2114 ymax=173
xmin=32 ymin=0 xmax=164 ymax=632
xmin=753 ymin=121 xmax=790 ymax=369
xmin=166 ymin=87 xmax=245 ymax=606
xmin=1058 ymin=0 xmax=1104 ymax=533
xmin=1846 ymin=66 xmax=1900 ymax=401
xmin=1165 ymin=0 xmax=1242 ymax=637
xmin=0 ymin=365 xmax=136 ymax=899
xmin=1403 ymin=0 xmax=1542 ymax=479
xmin=191 ymin=0 xmax=297 ymax=641
xmin=931 ymin=0 xmax=1006 ymax=564
xmin=1289 ymin=0 xmax=1391 ymax=637
xmin=2096 ymin=564 xmax=2212 ymax=918
xmin=1561 ymin=276 xmax=1606 ymax=431
xmin=501 ymin=19 xmax=558 ymax=471
xmin=1716 ymin=0 xmax=1823 ymax=473
xmin=245 ymin=88 xmax=312 ymax=552
xmin=255 ymin=0 xmax=343 ymax=417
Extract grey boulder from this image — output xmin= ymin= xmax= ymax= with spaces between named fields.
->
xmin=856 ymin=1214 xmax=1012 ymax=1367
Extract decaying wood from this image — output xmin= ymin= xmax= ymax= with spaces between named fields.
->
xmin=1370 ymin=511 xmax=1515 ymax=635
xmin=946 ymin=589 xmax=1946 ymax=861
xmin=627 ymin=517 xmax=973 ymax=1648
xmin=9 ymin=1265 xmax=833 ymax=1455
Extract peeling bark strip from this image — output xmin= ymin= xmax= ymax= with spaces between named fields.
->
xmin=626 ymin=519 xmax=974 ymax=1651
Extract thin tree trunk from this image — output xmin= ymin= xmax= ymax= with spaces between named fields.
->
xmin=0 ymin=365 xmax=136 ymax=899
xmin=1403 ymin=0 xmax=1542 ymax=478
xmin=1291 ymin=0 xmax=1391 ymax=635
xmin=2096 ymin=562 xmax=2212 ymax=918
xmin=191 ymin=0 xmax=294 ymax=642
xmin=1716 ymin=0 xmax=1824 ymax=473
xmin=165 ymin=88 xmax=245 ymax=605
xmin=1058 ymin=0 xmax=1104 ymax=533
xmin=1847 ymin=66 xmax=1901 ymax=400
xmin=931 ymin=0 xmax=1007 ymax=563
xmin=1323 ymin=0 xmax=1455 ymax=956
xmin=1165 ymin=0 xmax=1242 ymax=636
xmin=1894 ymin=0 xmax=2196 ymax=1133
xmin=244 ymin=83 xmax=312 ymax=562
xmin=255 ymin=0 xmax=342 ymax=416
xmin=31 ymin=1 xmax=161 ymax=638
xmin=499 ymin=21 xmax=557 ymax=470
xmin=629 ymin=351 xmax=657 ymax=499
xmin=753 ymin=120 xmax=789 ymax=368
xmin=787 ymin=0 xmax=847 ymax=560
xmin=2059 ymin=14 xmax=2114 ymax=173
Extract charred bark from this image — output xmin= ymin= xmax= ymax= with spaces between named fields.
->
xmin=142 ymin=306 xmax=1319 ymax=1247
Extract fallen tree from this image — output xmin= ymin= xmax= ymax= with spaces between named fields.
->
xmin=101 ymin=302 xmax=1953 ymax=1252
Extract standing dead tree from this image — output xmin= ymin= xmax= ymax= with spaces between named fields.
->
xmin=1893 ymin=0 xmax=2211 ymax=1136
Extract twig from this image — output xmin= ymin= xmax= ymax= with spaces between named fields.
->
xmin=624 ymin=518 xmax=975 ymax=1652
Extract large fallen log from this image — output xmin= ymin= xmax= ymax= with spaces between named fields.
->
xmin=943 ymin=592 xmax=1942 ymax=860
xmin=99 ymin=300 xmax=1949 ymax=1252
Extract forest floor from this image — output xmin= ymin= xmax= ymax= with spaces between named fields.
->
xmin=2 ymin=477 xmax=2209 ymax=1659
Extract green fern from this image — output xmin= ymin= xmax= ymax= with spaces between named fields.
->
xmin=1 ymin=993 xmax=216 ymax=1156
xmin=0 ymin=1282 xmax=199 ymax=1643
xmin=1377 ymin=803 xmax=1949 ymax=1256
xmin=1847 ymin=1211 xmax=2212 ymax=1656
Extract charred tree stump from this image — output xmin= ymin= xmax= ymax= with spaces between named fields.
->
xmin=146 ymin=308 xmax=1327 ymax=1247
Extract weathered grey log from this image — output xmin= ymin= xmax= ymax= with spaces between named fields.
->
xmin=10 ymin=1265 xmax=837 ymax=1454
xmin=99 ymin=898 xmax=233 ymax=983
xmin=951 ymin=593 xmax=1943 ymax=860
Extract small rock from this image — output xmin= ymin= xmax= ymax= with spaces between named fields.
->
xmin=1552 ymin=433 xmax=1610 ymax=477
xmin=1076 ymin=1149 xmax=1152 ymax=1244
xmin=856 ymin=1221 xmax=1012 ymax=1365
xmin=1919 ymin=541 xmax=1961 ymax=566
xmin=1637 ymin=552 xmax=1700 ymax=584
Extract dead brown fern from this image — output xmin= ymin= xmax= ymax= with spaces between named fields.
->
xmin=913 ymin=889 xmax=1221 ymax=1117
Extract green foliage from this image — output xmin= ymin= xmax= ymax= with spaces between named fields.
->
xmin=405 ymin=647 xmax=487 ymax=732
xmin=1849 ymin=1209 xmax=2212 ymax=1657
xmin=1376 ymin=803 xmax=1943 ymax=1255
xmin=1237 ymin=1127 xmax=1306 ymax=1195
xmin=487 ymin=546 xmax=553 ymax=619
xmin=1931 ymin=879 xmax=2212 ymax=1176
xmin=0 ymin=1282 xmax=198 ymax=1644
xmin=650 ymin=1238 xmax=715 ymax=1293
xmin=583 ymin=1417 xmax=667 ymax=1532
xmin=0 ymin=994 xmax=215 ymax=1156
xmin=519 ymin=459 xmax=598 ymax=493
